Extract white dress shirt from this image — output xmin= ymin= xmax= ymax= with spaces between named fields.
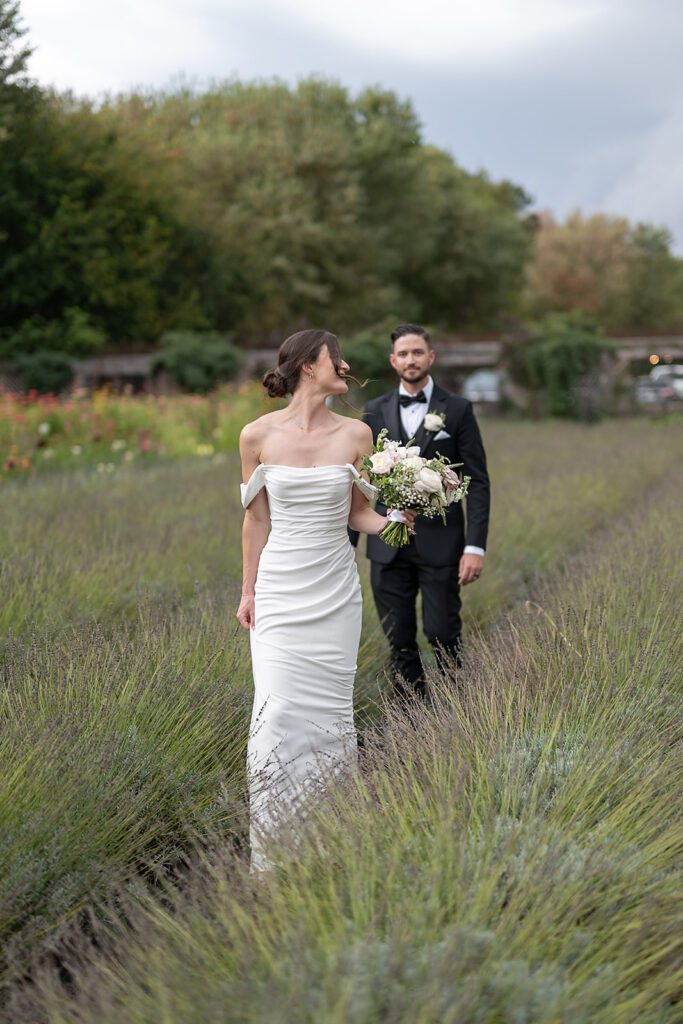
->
xmin=398 ymin=376 xmax=434 ymax=441
xmin=398 ymin=377 xmax=485 ymax=559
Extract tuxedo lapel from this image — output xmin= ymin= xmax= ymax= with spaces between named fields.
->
xmin=382 ymin=391 xmax=402 ymax=445
xmin=419 ymin=386 xmax=449 ymax=458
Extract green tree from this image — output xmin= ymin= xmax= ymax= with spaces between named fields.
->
xmin=0 ymin=0 xmax=32 ymax=125
xmin=0 ymin=91 xmax=209 ymax=356
xmin=525 ymin=211 xmax=683 ymax=329
xmin=104 ymin=80 xmax=413 ymax=336
xmin=398 ymin=148 xmax=534 ymax=325
xmin=103 ymin=79 xmax=533 ymax=339
xmin=2 ymin=73 xmax=537 ymax=353
xmin=624 ymin=224 xmax=683 ymax=328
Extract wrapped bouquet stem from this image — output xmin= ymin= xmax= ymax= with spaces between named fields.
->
xmin=382 ymin=508 xmax=413 ymax=547
xmin=362 ymin=429 xmax=470 ymax=548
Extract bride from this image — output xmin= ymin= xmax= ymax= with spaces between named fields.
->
xmin=236 ymin=328 xmax=414 ymax=871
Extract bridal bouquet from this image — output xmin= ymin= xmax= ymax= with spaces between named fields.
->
xmin=361 ymin=428 xmax=470 ymax=547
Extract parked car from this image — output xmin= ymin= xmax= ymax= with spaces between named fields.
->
xmin=650 ymin=364 xmax=683 ymax=399
xmin=634 ymin=375 xmax=677 ymax=405
xmin=462 ymin=369 xmax=501 ymax=403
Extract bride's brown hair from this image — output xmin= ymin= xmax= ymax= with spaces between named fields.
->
xmin=264 ymin=329 xmax=355 ymax=398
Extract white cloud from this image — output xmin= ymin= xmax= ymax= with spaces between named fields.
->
xmin=22 ymin=0 xmax=605 ymax=92
xmin=21 ymin=0 xmax=206 ymax=95
xmin=603 ymin=103 xmax=683 ymax=252
xmin=224 ymin=0 xmax=604 ymax=64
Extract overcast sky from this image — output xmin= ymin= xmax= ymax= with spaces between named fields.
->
xmin=20 ymin=0 xmax=683 ymax=252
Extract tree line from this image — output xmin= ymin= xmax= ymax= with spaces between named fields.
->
xmin=1 ymin=0 xmax=682 ymax=370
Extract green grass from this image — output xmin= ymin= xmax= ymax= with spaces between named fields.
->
xmin=456 ymin=416 xmax=683 ymax=623
xmin=0 ymin=418 xmax=681 ymax=1018
xmin=21 ymin=465 xmax=683 ymax=1024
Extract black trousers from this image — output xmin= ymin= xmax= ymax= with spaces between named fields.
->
xmin=370 ymin=545 xmax=462 ymax=692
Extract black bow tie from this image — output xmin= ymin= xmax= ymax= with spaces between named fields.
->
xmin=399 ymin=391 xmax=427 ymax=407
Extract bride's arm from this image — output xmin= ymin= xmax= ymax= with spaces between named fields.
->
xmin=348 ymin=486 xmax=416 ymax=535
xmin=347 ymin=422 xmax=416 ymax=535
xmin=236 ymin=423 xmax=270 ymax=630
xmin=347 ymin=485 xmax=390 ymax=535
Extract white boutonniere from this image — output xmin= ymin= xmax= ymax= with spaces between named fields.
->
xmin=423 ymin=411 xmax=446 ymax=432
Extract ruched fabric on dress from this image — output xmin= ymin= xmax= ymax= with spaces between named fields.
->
xmin=241 ymin=464 xmax=370 ymax=872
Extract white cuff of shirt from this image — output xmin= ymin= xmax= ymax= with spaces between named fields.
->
xmin=463 ymin=545 xmax=485 ymax=557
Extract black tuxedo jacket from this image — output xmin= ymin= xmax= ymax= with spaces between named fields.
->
xmin=353 ymin=384 xmax=490 ymax=567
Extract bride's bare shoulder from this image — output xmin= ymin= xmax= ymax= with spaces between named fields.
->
xmin=335 ymin=413 xmax=372 ymax=444
xmin=239 ymin=411 xmax=283 ymax=457
xmin=240 ymin=411 xmax=283 ymax=439
xmin=332 ymin=412 xmax=372 ymax=459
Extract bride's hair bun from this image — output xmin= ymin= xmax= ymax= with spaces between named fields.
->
xmin=263 ymin=368 xmax=289 ymax=398
xmin=263 ymin=328 xmax=341 ymax=399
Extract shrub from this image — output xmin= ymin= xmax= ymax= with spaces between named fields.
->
xmin=342 ymin=320 xmax=396 ymax=400
xmin=17 ymin=350 xmax=74 ymax=395
xmin=3 ymin=308 xmax=105 ymax=360
xmin=506 ymin=312 xmax=616 ymax=418
xmin=152 ymin=331 xmax=244 ymax=393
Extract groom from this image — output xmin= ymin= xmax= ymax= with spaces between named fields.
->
xmin=353 ymin=323 xmax=490 ymax=696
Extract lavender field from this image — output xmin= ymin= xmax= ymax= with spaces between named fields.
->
xmin=1 ymin=416 xmax=681 ymax=1023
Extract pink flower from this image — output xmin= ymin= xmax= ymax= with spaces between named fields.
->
xmin=442 ymin=466 xmax=461 ymax=497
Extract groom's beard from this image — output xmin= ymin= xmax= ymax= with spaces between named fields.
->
xmin=397 ymin=369 xmax=429 ymax=388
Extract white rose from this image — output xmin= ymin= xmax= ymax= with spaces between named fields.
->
xmin=406 ymin=446 xmax=420 ymax=456
xmin=370 ymin=450 xmax=395 ymax=474
xmin=416 ymin=466 xmax=442 ymax=493
xmin=403 ymin=455 xmax=424 ymax=472
xmin=424 ymin=413 xmax=443 ymax=432
xmin=394 ymin=446 xmax=407 ymax=460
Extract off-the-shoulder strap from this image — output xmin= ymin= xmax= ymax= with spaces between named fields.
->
xmin=240 ymin=464 xmax=266 ymax=508
xmin=346 ymin=463 xmax=378 ymax=501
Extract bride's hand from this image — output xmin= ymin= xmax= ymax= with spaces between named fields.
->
xmin=387 ymin=508 xmax=418 ymax=534
xmin=236 ymin=594 xmax=255 ymax=630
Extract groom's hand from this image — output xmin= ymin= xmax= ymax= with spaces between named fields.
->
xmin=459 ymin=553 xmax=483 ymax=586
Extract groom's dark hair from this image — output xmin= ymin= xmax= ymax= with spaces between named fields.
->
xmin=390 ymin=323 xmax=431 ymax=346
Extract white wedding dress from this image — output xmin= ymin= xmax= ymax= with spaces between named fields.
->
xmin=240 ymin=462 xmax=374 ymax=871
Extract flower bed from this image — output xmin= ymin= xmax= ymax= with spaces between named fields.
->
xmin=0 ymin=382 xmax=281 ymax=480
